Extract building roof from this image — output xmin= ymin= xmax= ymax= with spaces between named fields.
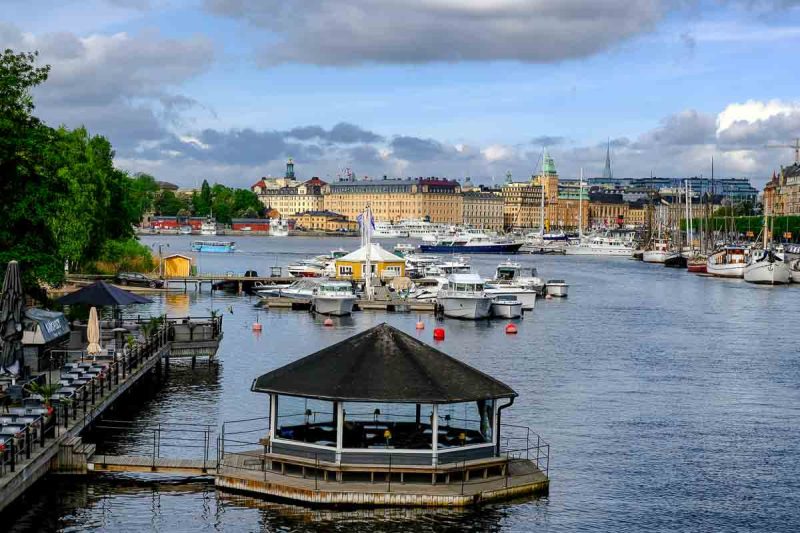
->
xmin=783 ymin=163 xmax=800 ymax=179
xmin=303 ymin=177 xmax=328 ymax=187
xmin=251 ymin=323 xmax=516 ymax=403
xmin=337 ymin=243 xmax=404 ymax=263
xmin=589 ymin=192 xmax=625 ymax=204
xmin=297 ymin=210 xmax=346 ymax=218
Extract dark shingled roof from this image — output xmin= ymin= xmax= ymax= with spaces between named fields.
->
xmin=251 ymin=323 xmax=516 ymax=403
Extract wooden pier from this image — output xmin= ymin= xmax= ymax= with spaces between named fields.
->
xmin=0 ymin=316 xmax=223 ymax=513
xmin=260 ymin=297 xmax=435 ymax=313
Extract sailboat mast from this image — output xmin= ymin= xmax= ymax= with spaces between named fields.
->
xmin=578 ymin=168 xmax=584 ymax=239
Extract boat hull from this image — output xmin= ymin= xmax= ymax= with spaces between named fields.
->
xmin=545 ymin=283 xmax=568 ymax=297
xmin=664 ymin=253 xmax=687 ymax=268
xmin=706 ymin=263 xmax=745 ymax=278
xmin=420 ymin=243 xmax=523 ymax=254
xmin=491 ymin=302 xmax=522 ymax=318
xmin=484 ymin=288 xmax=536 ymax=310
xmin=743 ymin=261 xmax=791 ymax=285
xmin=436 ymin=296 xmax=492 ymax=319
xmin=642 ymin=251 xmax=668 ymax=263
xmin=564 ymin=246 xmax=633 ymax=256
xmin=687 ymin=263 xmax=707 ymax=273
xmin=191 ymin=244 xmax=234 ymax=253
xmin=313 ymin=296 xmax=357 ymax=316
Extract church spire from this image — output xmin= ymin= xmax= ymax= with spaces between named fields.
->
xmin=602 ymin=139 xmax=612 ymax=180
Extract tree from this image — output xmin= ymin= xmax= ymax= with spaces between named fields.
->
xmin=154 ymin=190 xmax=188 ymax=216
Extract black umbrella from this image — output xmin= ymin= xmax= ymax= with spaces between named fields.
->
xmin=0 ymin=261 xmax=25 ymax=375
xmin=56 ymin=281 xmax=153 ymax=306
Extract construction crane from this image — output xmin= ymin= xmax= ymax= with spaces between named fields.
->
xmin=765 ymin=137 xmax=800 ymax=164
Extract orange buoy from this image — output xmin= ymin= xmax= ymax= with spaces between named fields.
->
xmin=252 ymin=322 xmax=262 ymax=332
xmin=505 ymin=323 xmax=518 ymax=334
xmin=324 ymin=318 xmax=334 ymax=327
xmin=416 ymin=321 xmax=425 ymax=330
xmin=433 ymin=327 xmax=445 ymax=341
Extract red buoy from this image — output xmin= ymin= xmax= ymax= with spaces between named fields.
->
xmin=252 ymin=322 xmax=262 ymax=332
xmin=324 ymin=318 xmax=334 ymax=327
xmin=416 ymin=321 xmax=425 ymax=330
xmin=505 ymin=323 xmax=518 ymax=335
xmin=433 ymin=327 xmax=445 ymax=341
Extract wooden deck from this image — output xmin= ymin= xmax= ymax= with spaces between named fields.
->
xmin=87 ymin=455 xmax=216 ymax=476
xmin=214 ymin=451 xmax=548 ymax=507
xmin=261 ymin=297 xmax=435 ymax=313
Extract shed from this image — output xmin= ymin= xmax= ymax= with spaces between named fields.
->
xmin=334 ymin=243 xmax=405 ymax=281
xmin=163 ymin=254 xmax=193 ymax=278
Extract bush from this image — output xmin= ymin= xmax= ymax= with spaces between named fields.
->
xmin=90 ymin=238 xmax=155 ymax=274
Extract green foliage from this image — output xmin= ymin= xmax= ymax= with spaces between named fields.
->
xmin=154 ymin=190 xmax=189 ymax=216
xmin=91 ymin=238 xmax=156 ymax=275
xmin=682 ymin=215 xmax=800 ymax=241
xmin=26 ymin=381 xmax=62 ymax=406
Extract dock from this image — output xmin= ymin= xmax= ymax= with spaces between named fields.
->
xmin=0 ymin=316 xmax=223 ymax=513
xmin=260 ymin=297 xmax=435 ymax=313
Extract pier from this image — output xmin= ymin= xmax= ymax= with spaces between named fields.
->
xmin=0 ymin=316 xmax=223 ymax=513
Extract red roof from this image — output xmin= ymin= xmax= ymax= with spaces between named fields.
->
xmin=303 ymin=177 xmax=327 ymax=187
xmin=251 ymin=178 xmax=267 ymax=190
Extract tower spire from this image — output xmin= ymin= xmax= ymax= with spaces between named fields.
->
xmin=602 ymin=139 xmax=612 ymax=180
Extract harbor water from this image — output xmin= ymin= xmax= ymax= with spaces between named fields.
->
xmin=5 ymin=235 xmax=799 ymax=532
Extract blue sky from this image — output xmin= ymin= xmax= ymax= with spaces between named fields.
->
xmin=3 ymin=0 xmax=800 ymax=187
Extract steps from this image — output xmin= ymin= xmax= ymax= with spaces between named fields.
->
xmin=52 ymin=436 xmax=95 ymax=474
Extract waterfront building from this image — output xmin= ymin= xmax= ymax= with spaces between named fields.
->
xmin=334 ymin=243 xmax=405 ymax=280
xmin=630 ymin=177 xmax=757 ymax=204
xmin=764 ymin=163 xmax=800 ymax=215
xmin=501 ymin=180 xmax=543 ymax=230
xmin=231 ymin=218 xmax=270 ymax=232
xmin=462 ymin=191 xmax=504 ymax=231
xmin=551 ymin=181 xmax=589 ymax=230
xmin=254 ymin=174 xmax=326 ymax=217
xmin=294 ymin=210 xmax=358 ymax=232
xmin=251 ymin=158 xmax=299 ymax=193
xmin=324 ymin=178 xmax=462 ymax=224
xmin=588 ymin=192 xmax=629 ymax=228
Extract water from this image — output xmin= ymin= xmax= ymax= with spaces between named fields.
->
xmin=5 ymin=235 xmax=800 ymax=532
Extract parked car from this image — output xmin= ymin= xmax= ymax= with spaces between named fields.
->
xmin=115 ymin=272 xmax=164 ymax=288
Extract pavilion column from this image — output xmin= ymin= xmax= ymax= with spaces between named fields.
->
xmin=335 ymin=401 xmax=344 ymax=464
xmin=431 ymin=404 xmax=439 ymax=467
xmin=269 ymin=394 xmax=276 ymax=445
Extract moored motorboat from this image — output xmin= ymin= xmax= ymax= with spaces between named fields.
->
xmin=420 ymin=234 xmax=523 ymax=254
xmin=664 ymin=252 xmax=687 ymax=269
xmin=707 ymin=246 xmax=749 ymax=278
xmin=269 ymin=218 xmax=289 ymax=237
xmin=490 ymin=296 xmax=522 ymax=318
xmin=642 ymin=239 xmax=670 ymax=263
xmin=436 ymin=273 xmax=493 ymax=319
xmin=484 ymin=285 xmax=537 ymax=310
xmin=312 ymin=280 xmax=357 ymax=315
xmin=687 ymin=254 xmax=708 ymax=273
xmin=545 ymin=280 xmax=568 ymax=297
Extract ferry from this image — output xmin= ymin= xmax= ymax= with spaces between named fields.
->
xmin=373 ymin=221 xmax=408 ymax=239
xmin=190 ymin=240 xmax=235 ymax=253
xmin=396 ymin=219 xmax=446 ymax=240
xmin=269 ymin=218 xmax=289 ymax=237
xmin=200 ymin=216 xmax=217 ymax=235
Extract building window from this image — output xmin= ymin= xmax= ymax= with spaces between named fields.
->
xmin=339 ymin=265 xmax=353 ymax=276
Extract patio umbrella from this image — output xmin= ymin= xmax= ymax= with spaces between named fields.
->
xmin=86 ymin=306 xmax=101 ymax=355
xmin=0 ymin=261 xmax=25 ymax=375
xmin=56 ymin=281 xmax=153 ymax=307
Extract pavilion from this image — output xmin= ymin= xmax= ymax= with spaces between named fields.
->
xmin=216 ymin=323 xmax=549 ymax=506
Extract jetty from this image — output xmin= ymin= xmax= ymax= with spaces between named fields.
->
xmin=0 ymin=315 xmax=223 ymax=513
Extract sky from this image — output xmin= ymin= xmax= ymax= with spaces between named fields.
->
xmin=3 ymin=0 xmax=800 ymax=188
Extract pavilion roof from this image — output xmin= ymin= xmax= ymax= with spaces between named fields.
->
xmin=251 ymin=323 xmax=516 ymax=403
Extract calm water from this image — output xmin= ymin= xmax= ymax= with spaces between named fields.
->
xmin=5 ymin=235 xmax=800 ymax=532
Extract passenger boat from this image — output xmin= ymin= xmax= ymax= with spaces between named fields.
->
xmin=396 ymin=219 xmax=446 ymax=240
xmin=420 ymin=234 xmax=523 ymax=254
xmin=178 ymin=225 xmax=192 ymax=235
xmin=436 ymin=274 xmax=493 ymax=319
xmin=269 ymin=219 xmax=289 ymax=237
xmin=744 ymin=249 xmax=790 ymax=285
xmin=565 ymin=233 xmax=637 ymax=256
xmin=642 ymin=239 xmax=671 ymax=263
xmin=373 ymin=221 xmax=407 ymax=238
xmin=490 ymin=296 xmax=522 ymax=318
xmin=707 ymin=246 xmax=749 ymax=278
xmin=312 ymin=280 xmax=357 ymax=315
xmin=545 ymin=280 xmax=569 ymax=297
xmin=190 ymin=240 xmax=235 ymax=253
xmin=200 ymin=216 xmax=217 ymax=235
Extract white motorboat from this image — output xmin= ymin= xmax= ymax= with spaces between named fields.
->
xmin=409 ymin=277 xmax=449 ymax=301
xmin=490 ymin=296 xmax=522 ymax=318
xmin=254 ymin=282 xmax=295 ymax=299
xmin=744 ymin=249 xmax=790 ymax=285
xmin=545 ymin=280 xmax=569 ymax=297
xmin=707 ymin=246 xmax=749 ymax=278
xmin=486 ymin=260 xmax=545 ymax=295
xmin=264 ymin=278 xmax=321 ymax=300
xmin=269 ymin=219 xmax=289 ymax=237
xmin=565 ymin=233 xmax=637 ymax=256
xmin=178 ymin=225 xmax=192 ymax=235
xmin=393 ymin=243 xmax=416 ymax=256
xmin=200 ymin=216 xmax=217 ymax=236
xmin=437 ymin=256 xmax=472 ymax=275
xmin=436 ymin=273 xmax=493 ymax=319
xmin=642 ymin=239 xmax=671 ymax=263
xmin=396 ymin=219 xmax=446 ymax=240
xmin=312 ymin=280 xmax=357 ymax=315
xmin=484 ymin=285 xmax=537 ymax=310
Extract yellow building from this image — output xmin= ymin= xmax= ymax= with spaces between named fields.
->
xmin=324 ymin=178 xmax=462 ymax=224
xmin=501 ymin=181 xmax=543 ymax=229
xmin=335 ymin=244 xmax=405 ymax=281
xmin=764 ymin=163 xmax=800 ymax=215
xmin=294 ymin=210 xmax=358 ymax=232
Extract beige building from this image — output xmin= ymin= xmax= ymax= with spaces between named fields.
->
xmin=294 ymin=210 xmax=358 ymax=232
xmin=502 ymin=181 xmax=544 ymax=230
xmin=324 ymin=178 xmax=463 ymax=224
xmin=256 ymin=186 xmax=324 ymax=217
xmin=764 ymin=163 xmax=800 ymax=215
xmin=462 ymin=191 xmax=504 ymax=231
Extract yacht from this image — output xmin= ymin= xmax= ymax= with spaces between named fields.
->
xmin=312 ymin=280 xmax=357 ymax=315
xmin=642 ymin=239 xmax=671 ymax=263
xmin=437 ymin=256 xmax=472 ymax=275
xmin=436 ymin=273 xmax=493 ymax=319
xmin=404 ymin=253 xmax=442 ymax=279
xmin=409 ymin=277 xmax=449 ymax=301
xmin=393 ymin=243 xmax=416 ymax=256
xmin=565 ymin=233 xmax=637 ymax=256
xmin=490 ymin=296 xmax=522 ymax=318
xmin=744 ymin=249 xmax=791 ymax=285
xmin=486 ymin=260 xmax=545 ymax=295
xmin=287 ymin=258 xmax=327 ymax=278
xmin=420 ymin=234 xmax=523 ymax=254
xmin=261 ymin=278 xmax=321 ymax=299
xmin=200 ymin=216 xmax=217 ymax=236
xmin=269 ymin=219 xmax=289 ymax=237
xmin=706 ymin=246 xmax=749 ymax=278
xmin=484 ymin=285 xmax=537 ymax=310
xmin=545 ymin=280 xmax=569 ymax=297
xmin=372 ymin=221 xmax=407 ymax=238
xmin=396 ymin=219 xmax=446 ymax=240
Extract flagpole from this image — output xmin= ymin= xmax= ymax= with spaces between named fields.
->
xmin=364 ymin=205 xmax=373 ymax=300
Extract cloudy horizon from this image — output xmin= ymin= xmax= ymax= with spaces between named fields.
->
xmin=3 ymin=0 xmax=800 ymax=188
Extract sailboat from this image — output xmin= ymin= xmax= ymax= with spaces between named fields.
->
xmin=643 ymin=203 xmax=671 ymax=263
xmin=743 ymin=205 xmax=790 ymax=285
xmin=664 ymin=180 xmax=688 ymax=268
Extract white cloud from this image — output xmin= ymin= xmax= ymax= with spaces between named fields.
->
xmin=716 ymin=99 xmax=800 ymax=135
xmin=481 ymin=144 xmax=515 ymax=162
